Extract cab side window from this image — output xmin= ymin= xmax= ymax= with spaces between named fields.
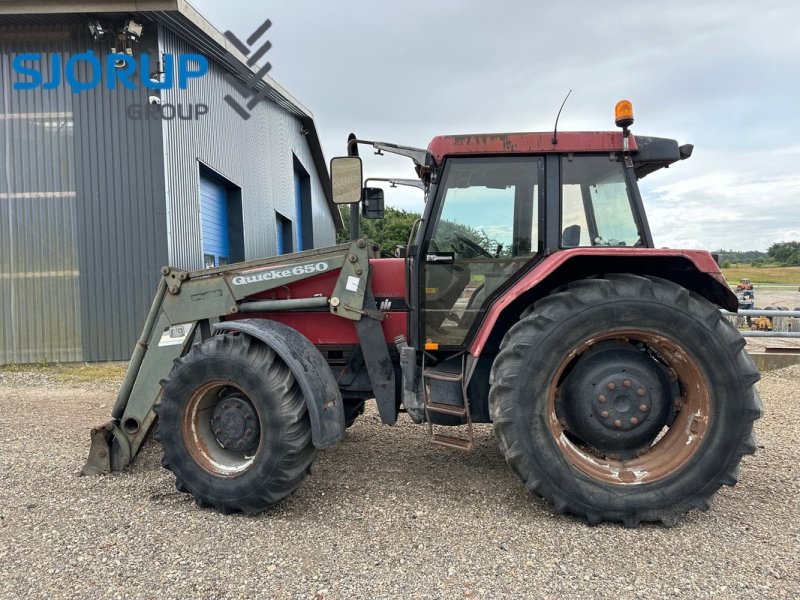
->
xmin=561 ymin=155 xmax=641 ymax=247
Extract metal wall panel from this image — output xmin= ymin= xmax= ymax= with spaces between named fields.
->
xmin=69 ymin=24 xmax=169 ymax=362
xmin=159 ymin=27 xmax=335 ymax=271
xmin=0 ymin=16 xmax=335 ymax=365
xmin=0 ymin=21 xmax=169 ymax=364
xmin=0 ymin=24 xmax=82 ymax=364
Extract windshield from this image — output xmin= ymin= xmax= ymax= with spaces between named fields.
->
xmin=561 ymin=155 xmax=642 ymax=247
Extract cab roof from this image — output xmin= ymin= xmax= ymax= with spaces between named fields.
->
xmin=427 ymin=132 xmax=635 ymax=163
xmin=426 ymin=132 xmax=691 ymax=178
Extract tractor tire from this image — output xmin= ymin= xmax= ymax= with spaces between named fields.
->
xmin=155 ymin=333 xmax=317 ymax=514
xmin=489 ymin=274 xmax=762 ymax=527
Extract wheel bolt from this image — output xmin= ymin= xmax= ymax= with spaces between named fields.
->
xmin=614 ymin=419 xmax=622 ymax=428
xmin=600 ymin=410 xmax=609 ymax=418
xmin=630 ymin=417 xmax=639 ymax=425
xmin=598 ymin=395 xmax=607 ymax=403
xmin=636 ymin=388 xmax=646 ymax=397
xmin=640 ymin=404 xmax=649 ymax=412
xmin=623 ymin=379 xmax=632 ymax=387
xmin=607 ymin=382 xmax=616 ymax=390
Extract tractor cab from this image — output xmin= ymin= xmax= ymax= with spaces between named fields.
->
xmin=331 ymin=101 xmax=694 ymax=354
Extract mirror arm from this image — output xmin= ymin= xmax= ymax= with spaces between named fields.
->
xmin=365 ymin=177 xmax=426 ymax=191
xmin=347 ymin=138 xmax=432 ymax=169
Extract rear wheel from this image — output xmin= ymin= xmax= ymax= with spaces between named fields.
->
xmin=155 ymin=333 xmax=317 ymax=513
xmin=489 ymin=274 xmax=762 ymax=527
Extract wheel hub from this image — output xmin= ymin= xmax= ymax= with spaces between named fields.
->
xmin=559 ymin=344 xmax=675 ymax=459
xmin=210 ymin=393 xmax=260 ymax=452
xmin=592 ymin=373 xmax=652 ymax=433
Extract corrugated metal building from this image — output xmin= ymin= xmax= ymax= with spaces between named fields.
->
xmin=0 ymin=1 xmax=342 ymax=365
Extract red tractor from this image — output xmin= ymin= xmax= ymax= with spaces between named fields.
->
xmin=84 ymin=101 xmax=760 ymax=527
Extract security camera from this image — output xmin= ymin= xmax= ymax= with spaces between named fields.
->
xmin=148 ymin=95 xmax=162 ymax=107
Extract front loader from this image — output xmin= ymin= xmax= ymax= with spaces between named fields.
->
xmin=83 ymin=101 xmax=761 ymax=526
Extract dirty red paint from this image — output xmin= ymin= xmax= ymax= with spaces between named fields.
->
xmin=237 ymin=258 xmax=408 ymax=345
xmin=244 ymin=311 xmax=407 ymax=346
xmin=427 ymin=131 xmax=638 ymax=163
xmin=469 ymin=248 xmax=726 ymax=357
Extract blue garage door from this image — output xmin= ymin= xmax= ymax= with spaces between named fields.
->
xmin=199 ymin=176 xmax=230 ymax=268
xmin=294 ymin=172 xmax=304 ymax=251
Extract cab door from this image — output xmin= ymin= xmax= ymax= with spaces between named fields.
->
xmin=419 ymin=156 xmax=543 ymax=350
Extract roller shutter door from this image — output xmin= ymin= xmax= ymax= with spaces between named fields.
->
xmin=199 ymin=176 xmax=230 ymax=268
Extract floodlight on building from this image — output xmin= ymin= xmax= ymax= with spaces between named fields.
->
xmin=123 ymin=19 xmax=144 ymax=41
xmin=88 ymin=20 xmax=109 ymax=41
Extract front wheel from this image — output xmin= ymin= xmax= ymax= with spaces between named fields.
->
xmin=489 ymin=274 xmax=762 ymax=527
xmin=155 ymin=333 xmax=317 ymax=514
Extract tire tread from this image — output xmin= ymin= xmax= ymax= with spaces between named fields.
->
xmin=489 ymin=274 xmax=761 ymax=527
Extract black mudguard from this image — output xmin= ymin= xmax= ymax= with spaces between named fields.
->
xmin=214 ymin=319 xmax=345 ymax=449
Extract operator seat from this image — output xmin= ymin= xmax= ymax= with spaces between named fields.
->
xmin=425 ymin=262 xmax=471 ymax=333
xmin=562 ymin=224 xmax=581 ymax=248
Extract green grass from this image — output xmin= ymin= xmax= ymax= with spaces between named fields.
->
xmin=0 ymin=361 xmax=128 ymax=383
xmin=722 ymin=265 xmax=800 ymax=285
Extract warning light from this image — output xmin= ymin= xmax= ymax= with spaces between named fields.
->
xmin=424 ymin=340 xmax=439 ymax=351
xmin=615 ymin=100 xmax=634 ymax=129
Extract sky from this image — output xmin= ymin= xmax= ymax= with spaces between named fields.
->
xmin=193 ymin=0 xmax=800 ymax=251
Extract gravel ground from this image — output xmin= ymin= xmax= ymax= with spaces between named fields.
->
xmin=1 ymin=364 xmax=798 ymax=600
xmin=749 ymin=289 xmax=800 ymax=310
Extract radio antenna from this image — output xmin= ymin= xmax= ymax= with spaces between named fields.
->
xmin=551 ymin=89 xmax=572 ymax=145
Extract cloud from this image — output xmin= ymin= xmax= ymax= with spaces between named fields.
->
xmin=192 ymin=0 xmax=800 ymax=250
xmin=641 ymin=141 xmax=800 ymax=250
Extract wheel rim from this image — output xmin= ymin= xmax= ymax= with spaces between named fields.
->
xmin=546 ymin=328 xmax=711 ymax=485
xmin=182 ymin=381 xmax=261 ymax=476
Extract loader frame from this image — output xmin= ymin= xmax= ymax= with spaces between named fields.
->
xmin=82 ymin=239 xmax=392 ymax=475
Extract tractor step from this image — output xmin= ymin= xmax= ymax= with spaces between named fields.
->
xmin=426 ymin=401 xmax=468 ymax=417
xmin=422 ymin=368 xmax=464 ymax=382
xmin=422 ymin=355 xmax=474 ymax=452
xmin=432 ymin=434 xmax=474 ymax=451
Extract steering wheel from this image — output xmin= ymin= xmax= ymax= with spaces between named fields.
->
xmin=453 ymin=232 xmax=493 ymax=259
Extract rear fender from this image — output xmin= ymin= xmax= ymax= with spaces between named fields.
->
xmin=214 ymin=319 xmax=345 ymax=449
xmin=470 ymin=249 xmax=737 ymax=357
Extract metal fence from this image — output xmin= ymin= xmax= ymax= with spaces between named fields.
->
xmin=720 ymin=309 xmax=800 ymax=338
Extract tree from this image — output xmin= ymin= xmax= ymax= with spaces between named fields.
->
xmin=714 ymin=249 xmax=768 ymax=264
xmin=337 ymin=206 xmax=507 ymax=257
xmin=767 ymin=241 xmax=800 ymax=266
xmin=337 ymin=206 xmax=421 ymax=254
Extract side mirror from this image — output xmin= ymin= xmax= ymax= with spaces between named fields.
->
xmin=330 ymin=156 xmax=363 ymax=204
xmin=362 ymin=187 xmax=384 ymax=220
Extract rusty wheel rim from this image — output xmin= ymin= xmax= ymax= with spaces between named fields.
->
xmin=546 ymin=328 xmax=711 ymax=485
xmin=182 ymin=381 xmax=261 ymax=477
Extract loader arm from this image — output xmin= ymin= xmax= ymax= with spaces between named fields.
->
xmin=82 ymin=240 xmax=381 ymax=475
